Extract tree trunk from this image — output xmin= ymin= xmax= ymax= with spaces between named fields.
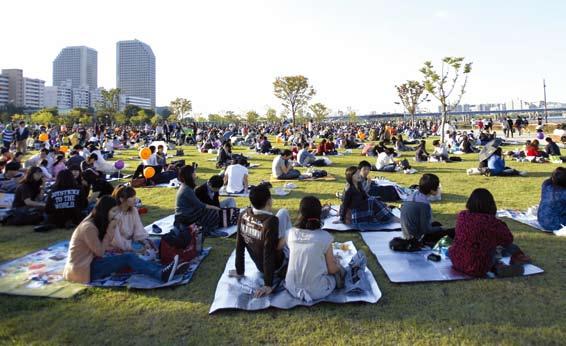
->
xmin=440 ymin=106 xmax=447 ymax=143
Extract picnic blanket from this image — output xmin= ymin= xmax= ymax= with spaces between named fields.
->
xmin=0 ymin=193 xmax=15 ymax=208
xmin=90 ymin=247 xmax=210 ymax=289
xmin=497 ymin=208 xmax=555 ymax=233
xmin=209 ymin=241 xmax=381 ymax=313
xmin=361 ymin=232 xmax=544 ymax=283
xmin=0 ymin=241 xmax=85 ymax=298
xmin=270 ymin=174 xmax=336 ymax=183
xmin=155 ymin=178 xmax=181 ymax=188
xmin=145 ymin=214 xmax=238 ymax=237
xmin=321 ymin=205 xmax=402 ymax=232
xmin=219 ymin=187 xmax=290 ymax=197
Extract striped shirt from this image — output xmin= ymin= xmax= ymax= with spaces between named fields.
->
xmin=2 ymin=129 xmax=14 ymax=143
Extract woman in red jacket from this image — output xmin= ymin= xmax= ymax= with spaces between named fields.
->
xmin=449 ymin=188 xmax=531 ymax=277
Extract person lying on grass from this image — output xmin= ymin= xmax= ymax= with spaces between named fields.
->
xmin=537 ymin=167 xmax=566 ymax=231
xmin=338 ymin=166 xmax=398 ymax=227
xmin=64 ymin=195 xmax=189 ymax=284
xmin=229 ymin=184 xmax=291 ymax=297
xmin=285 ymin=196 xmax=346 ymax=302
xmin=449 ymin=188 xmax=531 ymax=277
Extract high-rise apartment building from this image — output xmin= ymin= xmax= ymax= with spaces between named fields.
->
xmin=0 ymin=74 xmax=9 ymax=107
xmin=116 ymin=39 xmax=156 ymax=109
xmin=53 ymin=46 xmax=98 ymax=91
xmin=1 ymin=69 xmax=24 ymax=107
xmin=44 ymin=80 xmax=72 ymax=109
xmin=23 ymin=77 xmax=45 ymax=109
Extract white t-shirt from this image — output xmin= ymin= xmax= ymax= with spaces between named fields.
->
xmin=375 ymin=152 xmax=394 ymax=170
xmin=225 ymin=164 xmax=248 ymax=193
xmin=285 ymin=227 xmax=336 ymax=302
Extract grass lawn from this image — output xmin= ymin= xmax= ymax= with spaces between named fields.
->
xmin=0 ymin=139 xmax=565 ymax=345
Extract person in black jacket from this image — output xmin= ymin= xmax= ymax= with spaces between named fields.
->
xmin=195 ymin=175 xmax=236 ymax=208
xmin=216 ymin=142 xmax=233 ymax=168
xmin=41 ymin=169 xmax=88 ymax=230
xmin=14 ymin=121 xmax=29 ymax=153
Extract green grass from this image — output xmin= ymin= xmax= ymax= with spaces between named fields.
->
xmin=1 ymin=140 xmax=565 ymax=345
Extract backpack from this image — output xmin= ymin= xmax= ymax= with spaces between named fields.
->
xmin=311 ymin=170 xmax=328 ymax=178
xmin=159 ymin=224 xmax=201 ymax=264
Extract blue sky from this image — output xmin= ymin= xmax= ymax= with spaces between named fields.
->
xmin=1 ymin=0 xmax=564 ymax=115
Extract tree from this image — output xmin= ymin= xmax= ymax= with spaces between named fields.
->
xmin=395 ymin=80 xmax=428 ymax=125
xmin=97 ymin=88 xmax=121 ymax=117
xmin=169 ymin=97 xmax=192 ymax=120
xmin=150 ymin=115 xmax=161 ymax=126
xmin=245 ymin=110 xmax=260 ymax=124
xmin=113 ymin=113 xmax=127 ymax=125
xmin=420 ymin=57 xmax=472 ymax=142
xmin=223 ymin=111 xmax=240 ymax=123
xmin=124 ymin=104 xmax=142 ymax=118
xmin=131 ymin=110 xmax=150 ymax=125
xmin=273 ymin=75 xmax=316 ymax=127
xmin=309 ymin=102 xmax=330 ymax=123
xmin=347 ymin=110 xmax=358 ymax=123
xmin=31 ymin=110 xmax=55 ymax=125
xmin=265 ymin=108 xmax=278 ymax=123
xmin=208 ymin=113 xmax=223 ymax=123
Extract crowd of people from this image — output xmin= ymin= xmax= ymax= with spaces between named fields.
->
xmin=0 ymin=115 xmax=564 ymax=296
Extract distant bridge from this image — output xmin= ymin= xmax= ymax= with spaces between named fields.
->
xmin=334 ymin=108 xmax=566 ymax=120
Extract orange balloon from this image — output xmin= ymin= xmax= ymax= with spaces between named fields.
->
xmin=143 ymin=166 xmax=155 ymax=179
xmin=39 ymin=133 xmax=48 ymax=142
xmin=60 ymin=145 xmax=68 ymax=153
xmin=139 ymin=147 xmax=151 ymax=160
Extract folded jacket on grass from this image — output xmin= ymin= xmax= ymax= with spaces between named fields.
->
xmin=90 ymin=247 xmax=210 ymax=289
xmin=209 ymin=241 xmax=381 ymax=313
xmin=0 ymin=241 xmax=85 ymax=298
xmin=321 ymin=205 xmax=401 ymax=232
xmin=361 ymin=231 xmax=544 ymax=283
xmin=145 ymin=214 xmax=237 ymax=237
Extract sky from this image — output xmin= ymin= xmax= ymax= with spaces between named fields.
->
xmin=2 ymin=0 xmax=565 ymax=116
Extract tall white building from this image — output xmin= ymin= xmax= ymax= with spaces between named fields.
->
xmin=116 ymin=39 xmax=156 ymax=109
xmin=0 ymin=74 xmax=9 ymax=107
xmin=1 ymin=69 xmax=24 ymax=107
xmin=23 ymin=77 xmax=45 ymax=109
xmin=119 ymin=95 xmax=152 ymax=110
xmin=53 ymin=46 xmax=98 ymax=91
xmin=44 ymin=80 xmax=73 ymax=109
xmin=72 ymin=87 xmax=91 ymax=109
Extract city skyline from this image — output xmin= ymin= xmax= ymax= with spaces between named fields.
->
xmin=1 ymin=0 xmax=565 ymax=115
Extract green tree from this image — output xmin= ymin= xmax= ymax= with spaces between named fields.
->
xmin=124 ymin=104 xmax=142 ymax=118
xmin=395 ymin=80 xmax=428 ymax=125
xmin=131 ymin=110 xmax=150 ymax=125
xmin=169 ymin=97 xmax=192 ymax=120
xmin=31 ymin=110 xmax=55 ymax=125
xmin=11 ymin=114 xmax=30 ymax=123
xmin=245 ymin=110 xmax=260 ymax=124
xmin=96 ymin=88 xmax=121 ymax=117
xmin=348 ymin=110 xmax=358 ymax=123
xmin=420 ymin=57 xmax=472 ymax=142
xmin=208 ymin=113 xmax=223 ymax=123
xmin=113 ymin=113 xmax=127 ymax=125
xmin=223 ymin=111 xmax=240 ymax=123
xmin=309 ymin=102 xmax=330 ymax=123
xmin=150 ymin=115 xmax=161 ymax=126
xmin=265 ymin=108 xmax=278 ymax=123
xmin=273 ymin=75 xmax=316 ymax=126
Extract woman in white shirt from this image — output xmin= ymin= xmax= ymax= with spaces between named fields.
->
xmin=285 ymin=196 xmax=345 ymax=302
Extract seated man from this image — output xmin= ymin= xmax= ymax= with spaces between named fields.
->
xmin=545 ymin=137 xmax=562 ymax=158
xmin=297 ymin=143 xmax=326 ymax=167
xmin=0 ymin=161 xmax=24 ymax=193
xmin=430 ymin=140 xmax=449 ymax=161
xmin=230 ymin=184 xmax=291 ymax=297
xmin=272 ymin=149 xmax=300 ymax=180
xmin=400 ymin=174 xmax=453 ymax=244
xmin=223 ymin=157 xmax=249 ymax=194
xmin=195 ymin=175 xmax=236 ymax=208
xmin=375 ymin=148 xmax=397 ymax=172
xmin=216 ymin=142 xmax=233 ymax=168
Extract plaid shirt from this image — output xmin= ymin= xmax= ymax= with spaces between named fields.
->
xmin=351 ymin=196 xmax=394 ymax=225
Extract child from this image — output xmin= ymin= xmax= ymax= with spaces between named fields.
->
xmin=449 ymin=188 xmax=531 ymax=277
xmin=285 ymin=196 xmax=345 ymax=301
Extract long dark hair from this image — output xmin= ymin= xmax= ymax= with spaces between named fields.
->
xmin=551 ymin=167 xmax=566 ymax=188
xmin=112 ymin=185 xmax=136 ymax=208
xmin=53 ymin=169 xmax=78 ymax=190
xmin=295 ymin=196 xmax=322 ymax=230
xmin=87 ymin=196 xmax=118 ymax=240
xmin=345 ymin=166 xmax=358 ymax=187
xmin=178 ymin=165 xmax=197 ymax=189
xmin=466 ymin=188 xmax=497 ymax=216
xmin=21 ymin=166 xmax=43 ymax=198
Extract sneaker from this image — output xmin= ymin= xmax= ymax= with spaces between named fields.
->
xmin=518 ymin=171 xmax=528 ymax=176
xmin=161 ymin=255 xmax=179 ymax=282
xmin=466 ymin=168 xmax=474 ymax=175
xmin=493 ymin=262 xmax=524 ymax=278
xmin=172 ymin=262 xmax=191 ymax=278
xmin=510 ymin=251 xmax=532 ymax=265
xmin=335 ymin=191 xmax=343 ymax=199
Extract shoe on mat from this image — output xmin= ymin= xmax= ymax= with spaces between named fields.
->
xmin=510 ymin=251 xmax=532 ymax=265
xmin=161 ymin=255 xmax=179 ymax=282
xmin=172 ymin=262 xmax=191 ymax=278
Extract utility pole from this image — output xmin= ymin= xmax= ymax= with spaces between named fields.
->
xmin=543 ymin=79 xmax=548 ymax=124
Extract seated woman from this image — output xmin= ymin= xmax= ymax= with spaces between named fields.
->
xmin=216 ymin=141 xmax=233 ymax=168
xmin=526 ymin=139 xmax=548 ymax=158
xmin=52 ymin=154 xmax=67 ymax=179
xmin=109 ymin=185 xmax=155 ymax=252
xmin=174 ymin=165 xmax=229 ymax=237
xmin=155 ymin=145 xmax=167 ymax=168
xmin=316 ymin=139 xmax=329 ymax=156
xmin=39 ymin=159 xmax=54 ymax=181
xmin=449 ymin=188 xmax=531 ymax=277
xmin=430 ymin=140 xmax=449 ymax=161
xmin=44 ymin=169 xmax=88 ymax=229
xmin=63 ymin=196 xmax=188 ymax=284
xmin=487 ymin=148 xmax=526 ymax=176
xmin=324 ymin=138 xmax=337 ymax=155
xmin=461 ymin=136 xmax=476 ymax=154
xmin=285 ymin=196 xmax=345 ymax=302
xmin=339 ymin=166 xmax=397 ymax=227
xmin=12 ymin=166 xmax=45 ymax=213
xmin=537 ymin=167 xmax=566 ymax=231
xmin=415 ymin=140 xmax=429 ymax=162
xmin=393 ymin=135 xmax=414 ymax=152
